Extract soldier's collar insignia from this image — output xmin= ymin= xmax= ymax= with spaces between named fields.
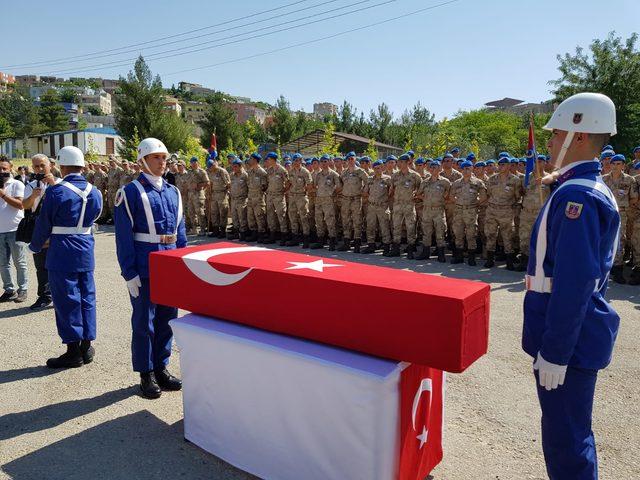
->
xmin=565 ymin=201 xmax=583 ymax=219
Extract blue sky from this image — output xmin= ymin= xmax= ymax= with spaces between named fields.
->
xmin=2 ymin=0 xmax=638 ymax=119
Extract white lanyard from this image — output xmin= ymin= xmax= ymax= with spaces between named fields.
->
xmin=131 ymin=180 xmax=183 ymax=238
xmin=51 ymin=181 xmax=94 ymax=235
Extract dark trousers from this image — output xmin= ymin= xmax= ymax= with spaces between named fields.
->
xmin=535 ymin=367 xmax=599 ymax=480
xmin=33 ymin=249 xmax=51 ymax=301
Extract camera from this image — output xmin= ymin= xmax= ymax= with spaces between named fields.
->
xmin=30 ymin=173 xmax=46 ymax=182
xmin=0 ymin=172 xmax=10 ymax=189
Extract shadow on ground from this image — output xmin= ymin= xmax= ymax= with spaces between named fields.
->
xmin=2 ymin=411 xmax=255 ymax=480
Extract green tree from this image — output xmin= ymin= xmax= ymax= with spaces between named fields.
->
xmin=550 ymin=32 xmax=640 ymax=154
xmin=60 ymin=88 xmax=79 ymax=104
xmin=268 ymin=95 xmax=297 ymax=145
xmin=38 ymin=90 xmax=70 ymax=132
xmin=369 ymin=103 xmax=393 ymax=144
xmin=198 ymin=91 xmax=244 ymax=151
xmin=86 ymin=105 xmax=104 ymax=116
xmin=363 ymin=138 xmax=378 ymax=160
xmin=0 ymin=92 xmax=41 ymax=137
xmin=179 ymin=135 xmax=207 ymax=163
xmin=319 ymin=122 xmax=340 ymax=156
xmin=151 ymin=112 xmax=193 ymax=153
xmin=0 ymin=116 xmax=14 ymax=141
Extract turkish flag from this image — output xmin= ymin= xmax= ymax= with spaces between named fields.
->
xmin=398 ymin=365 xmax=445 ymax=480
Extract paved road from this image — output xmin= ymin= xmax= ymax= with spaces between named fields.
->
xmin=1 ymin=229 xmax=639 ymax=479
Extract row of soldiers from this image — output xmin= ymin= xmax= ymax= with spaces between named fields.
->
xmin=80 ymin=145 xmax=640 ymax=285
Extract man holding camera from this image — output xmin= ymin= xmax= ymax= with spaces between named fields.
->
xmin=22 ymin=154 xmax=60 ymax=310
xmin=0 ymin=155 xmax=27 ymax=303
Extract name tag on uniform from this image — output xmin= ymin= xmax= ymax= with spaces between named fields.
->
xmin=404 ymin=180 xmax=411 ymax=187
xmin=298 ymin=178 xmax=304 ymax=183
xmin=379 ymin=182 xmax=386 ymax=187
xmin=326 ymin=179 xmax=333 ymax=185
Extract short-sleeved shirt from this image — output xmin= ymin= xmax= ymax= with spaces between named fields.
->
xmin=24 ymin=177 xmax=62 ymax=212
xmin=0 ymin=178 xmax=25 ymax=233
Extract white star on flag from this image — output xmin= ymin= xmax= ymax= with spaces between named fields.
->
xmin=417 ymin=426 xmax=428 ymax=449
xmin=285 ymin=260 xmax=343 ymax=272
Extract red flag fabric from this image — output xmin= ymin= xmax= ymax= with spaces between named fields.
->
xmin=398 ymin=365 xmax=445 ymax=480
xmin=150 ymin=243 xmax=490 ymax=372
xmin=209 ymin=133 xmax=217 ymax=154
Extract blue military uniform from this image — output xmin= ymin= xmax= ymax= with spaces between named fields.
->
xmin=522 ymin=159 xmax=620 ymax=479
xmin=114 ymin=173 xmax=187 ymax=373
xmin=29 ymin=174 xmax=103 ymax=344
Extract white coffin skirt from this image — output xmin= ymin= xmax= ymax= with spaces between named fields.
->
xmin=171 ymin=314 xmax=403 ymax=480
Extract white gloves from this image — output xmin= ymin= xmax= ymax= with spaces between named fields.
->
xmin=533 ymin=352 xmax=567 ymax=391
xmin=126 ymin=275 xmax=142 ymax=298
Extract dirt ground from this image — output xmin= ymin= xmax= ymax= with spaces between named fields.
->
xmin=1 ymin=229 xmax=639 ymax=479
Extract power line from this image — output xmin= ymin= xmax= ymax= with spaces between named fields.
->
xmin=9 ymin=0 xmax=346 ymax=71
xmin=44 ymin=0 xmax=394 ymax=76
xmin=0 ymin=0 xmax=316 ymax=69
xmin=163 ymin=0 xmax=462 ymax=77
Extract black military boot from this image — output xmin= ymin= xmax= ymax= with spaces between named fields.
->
xmin=437 ymin=247 xmax=446 ymax=263
xmin=328 ymin=237 xmax=337 ymax=251
xmin=208 ymin=227 xmax=219 ymax=238
xmin=257 ymin=231 xmax=267 ymax=244
xmin=406 ymin=244 xmax=415 ymax=260
xmin=80 ymin=340 xmax=95 ymax=364
xmin=362 ymin=243 xmax=376 ymax=254
xmin=279 ymin=232 xmax=289 ymax=246
xmin=451 ymin=248 xmax=464 ymax=264
xmin=217 ymin=227 xmax=227 ymax=239
xmin=140 ymin=372 xmax=162 ymax=399
xmin=506 ymin=253 xmax=517 ymax=271
xmin=495 ymin=245 xmax=506 ymax=261
xmin=310 ymin=237 xmax=326 ymax=249
xmin=467 ymin=252 xmax=476 ymax=266
xmin=611 ymin=265 xmax=627 ymax=284
xmin=227 ymin=229 xmax=239 ymax=240
xmin=286 ymin=235 xmax=299 ymax=247
xmin=628 ymin=266 xmax=640 ymax=286
xmin=302 ymin=235 xmax=310 ymax=248
xmin=385 ymin=243 xmax=400 ymax=257
xmin=484 ymin=252 xmax=495 ymax=268
xmin=353 ymin=239 xmax=361 ymax=254
xmin=46 ymin=342 xmax=83 ymax=369
xmin=337 ymin=237 xmax=350 ymax=252
xmin=263 ymin=232 xmax=276 ymax=244
xmin=415 ymin=245 xmax=429 ymax=260
xmin=245 ymin=230 xmax=256 ymax=242
xmin=154 ymin=368 xmax=182 ymax=391
xmin=516 ymin=254 xmax=528 ymax=272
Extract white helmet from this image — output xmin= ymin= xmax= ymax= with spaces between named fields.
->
xmin=544 ymin=92 xmax=617 ymax=135
xmin=57 ymin=146 xmax=85 ymax=167
xmin=137 ymin=138 xmax=169 ymax=162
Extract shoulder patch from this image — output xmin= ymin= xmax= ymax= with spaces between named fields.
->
xmin=565 ymin=201 xmax=583 ymax=219
xmin=114 ymin=189 xmax=124 ymax=207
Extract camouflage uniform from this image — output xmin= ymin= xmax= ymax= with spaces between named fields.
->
xmin=441 ymin=168 xmax=463 ymax=242
xmin=484 ymin=173 xmax=522 ymax=256
xmin=106 ymin=166 xmax=123 ymax=221
xmin=174 ymin=171 xmax=191 ymax=226
xmin=208 ymin=166 xmax=231 ymax=235
xmin=229 ymin=169 xmax=249 ymax=237
xmin=186 ymin=167 xmax=210 ymax=234
xmin=339 ymin=167 xmax=369 ymax=243
xmin=450 ymin=176 xmax=487 ymax=251
xmin=603 ymin=171 xmax=637 ymax=266
xmin=418 ymin=175 xmax=450 ymax=249
xmin=265 ymin=163 xmax=289 ymax=236
xmin=313 ymin=169 xmax=341 ymax=244
xmin=287 ymin=166 xmax=313 ymax=238
xmin=519 ymin=178 xmax=550 ymax=255
xmin=364 ymin=174 xmax=392 ymax=246
xmin=391 ymin=170 xmax=422 ymax=246
xmin=247 ymin=165 xmax=268 ymax=238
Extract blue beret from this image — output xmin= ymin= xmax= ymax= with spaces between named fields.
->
xmin=284 ymin=160 xmax=292 ymax=166
xmin=443 ymin=153 xmax=454 ymax=160
xmin=305 ymin=160 xmax=312 ymax=166
xmin=407 ymin=150 xmax=415 ymax=157
xmin=360 ymin=156 xmax=371 ymax=163
xmin=251 ymin=153 xmax=262 ymax=161
xmin=610 ymin=154 xmax=626 ymax=164
xmin=345 ymin=151 xmax=356 ymax=159
xmin=206 ymin=159 xmax=214 ymax=168
xmin=435 ymin=156 xmax=443 ymax=162
xmin=474 ymin=161 xmax=486 ymax=168
xmin=460 ymin=160 xmax=473 ymax=169
xmin=283 ymin=154 xmax=291 ymax=160
xmin=485 ymin=159 xmax=496 ymax=165
xmin=320 ymin=154 xmax=331 ymax=162
xmin=232 ymin=159 xmax=242 ymax=165
xmin=518 ymin=158 xmax=527 ymax=164
xmin=536 ymin=154 xmax=546 ymax=161
xmin=602 ymin=144 xmax=613 ymax=152
xmin=429 ymin=160 xmax=441 ymax=167
xmin=312 ymin=157 xmax=320 ymax=163
xmin=266 ymin=152 xmax=278 ymax=160
xmin=498 ymin=158 xmax=510 ymax=165
xmin=450 ymin=147 xmax=460 ymax=154
xmin=333 ymin=155 xmax=344 ymax=161
xmin=399 ymin=153 xmax=410 ymax=161
xmin=373 ymin=160 xmax=384 ymax=167
xmin=633 ymin=146 xmax=640 ymax=153
xmin=498 ymin=151 xmax=510 ymax=159
xmin=415 ymin=157 xmax=426 ymax=165
xmin=208 ymin=151 xmax=218 ymax=160
xmin=292 ymin=153 xmax=303 ymax=160
xmin=600 ymin=150 xmax=615 ymax=160
xmin=634 ymin=162 xmax=640 ymax=170
xmin=226 ymin=153 xmax=236 ymax=159
xmin=466 ymin=153 xmax=476 ymax=161
xmin=424 ymin=158 xmax=433 ymax=163
xmin=189 ymin=156 xmax=199 ymax=163
xmin=386 ymin=155 xmax=398 ymax=162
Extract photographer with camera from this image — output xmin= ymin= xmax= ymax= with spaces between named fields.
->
xmin=21 ymin=154 xmax=59 ymax=310
xmin=0 ymin=155 xmax=27 ymax=303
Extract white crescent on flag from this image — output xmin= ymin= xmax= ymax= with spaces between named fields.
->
xmin=412 ymin=378 xmax=433 ymax=449
xmin=181 ymin=246 xmax=270 ymax=286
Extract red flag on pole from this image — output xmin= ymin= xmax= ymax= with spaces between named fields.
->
xmin=209 ymin=133 xmax=217 ymax=154
xmin=398 ymin=365 xmax=445 ymax=479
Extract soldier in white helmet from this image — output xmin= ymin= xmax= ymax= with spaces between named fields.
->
xmin=522 ymin=93 xmax=621 ymax=480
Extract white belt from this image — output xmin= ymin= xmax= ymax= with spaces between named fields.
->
xmin=134 ymin=233 xmax=177 ymax=244
xmin=525 ymin=275 xmax=552 ymax=293
xmin=51 ymin=226 xmax=93 ymax=235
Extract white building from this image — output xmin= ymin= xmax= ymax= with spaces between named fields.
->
xmin=80 ymin=90 xmax=112 ymax=115
xmin=0 ymin=127 xmax=124 ymax=159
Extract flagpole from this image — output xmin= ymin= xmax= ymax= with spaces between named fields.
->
xmin=530 ymin=112 xmax=544 ymax=204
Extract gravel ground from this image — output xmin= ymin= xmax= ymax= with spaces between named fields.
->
xmin=1 ymin=228 xmax=639 ymax=480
